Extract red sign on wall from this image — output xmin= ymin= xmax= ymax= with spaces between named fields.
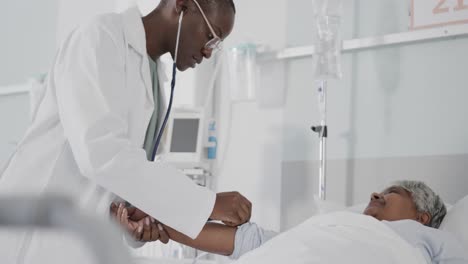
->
xmin=411 ymin=0 xmax=468 ymax=29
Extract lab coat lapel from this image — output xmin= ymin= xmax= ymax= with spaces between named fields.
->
xmin=152 ymin=59 xmax=171 ymax=154
xmin=122 ymin=7 xmax=172 ymax=153
xmin=140 ymin=56 xmax=154 ymax=105
xmin=156 ymin=59 xmax=170 ymax=120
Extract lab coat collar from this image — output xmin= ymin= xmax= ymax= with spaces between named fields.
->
xmin=122 ymin=7 xmax=147 ymax=57
xmin=121 ymin=6 xmax=169 ymax=83
xmin=121 ymin=7 xmax=169 ymax=104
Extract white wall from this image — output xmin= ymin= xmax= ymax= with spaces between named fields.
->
xmin=0 ymin=0 xmax=59 ymax=86
xmin=0 ymin=0 xmax=59 ymax=168
xmin=0 ymin=94 xmax=30 ymax=169
xmin=283 ymin=0 xmax=468 ymax=162
xmin=56 ymin=0 xmax=116 ymax=45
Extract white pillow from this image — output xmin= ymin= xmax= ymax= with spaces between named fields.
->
xmin=440 ymin=195 xmax=468 ymax=249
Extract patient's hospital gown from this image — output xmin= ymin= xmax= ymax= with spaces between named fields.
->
xmin=230 ymin=218 xmax=468 ymax=263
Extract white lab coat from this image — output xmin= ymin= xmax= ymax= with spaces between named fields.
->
xmin=0 ymin=7 xmax=215 ymax=263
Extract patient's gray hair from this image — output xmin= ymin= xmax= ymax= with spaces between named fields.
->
xmin=391 ymin=180 xmax=446 ymax=229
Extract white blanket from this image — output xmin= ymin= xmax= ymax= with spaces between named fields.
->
xmin=234 ymin=212 xmax=427 ymax=264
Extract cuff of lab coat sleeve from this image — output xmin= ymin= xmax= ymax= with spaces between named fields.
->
xmin=186 ymin=188 xmax=216 ymax=239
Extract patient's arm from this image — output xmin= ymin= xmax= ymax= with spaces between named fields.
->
xmin=162 ymin=222 xmax=237 ymax=256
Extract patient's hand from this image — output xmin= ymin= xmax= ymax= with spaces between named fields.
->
xmin=110 ymin=203 xmax=169 ymax=243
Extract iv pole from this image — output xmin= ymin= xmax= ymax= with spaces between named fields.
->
xmin=310 ymin=0 xmax=343 ymax=201
xmin=312 ymin=80 xmax=328 ymax=200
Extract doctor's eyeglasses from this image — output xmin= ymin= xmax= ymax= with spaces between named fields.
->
xmin=192 ymin=0 xmax=223 ymax=51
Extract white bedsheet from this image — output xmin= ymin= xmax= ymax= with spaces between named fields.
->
xmin=234 ymin=212 xmax=427 ymax=264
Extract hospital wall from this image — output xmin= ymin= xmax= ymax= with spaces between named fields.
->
xmin=280 ymin=0 xmax=468 ymax=230
xmin=0 ymin=1 xmax=59 ymax=168
xmin=0 ymin=0 xmax=58 ymax=86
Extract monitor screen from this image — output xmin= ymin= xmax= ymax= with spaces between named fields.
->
xmin=170 ymin=118 xmax=200 ymax=153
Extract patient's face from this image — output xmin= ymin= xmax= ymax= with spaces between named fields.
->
xmin=363 ymin=186 xmax=419 ymax=222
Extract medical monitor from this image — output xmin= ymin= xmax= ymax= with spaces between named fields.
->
xmin=164 ymin=108 xmax=204 ymax=167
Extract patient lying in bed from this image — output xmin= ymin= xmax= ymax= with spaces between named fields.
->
xmin=114 ymin=181 xmax=467 ymax=263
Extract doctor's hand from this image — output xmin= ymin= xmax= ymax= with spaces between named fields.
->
xmin=110 ymin=203 xmax=169 ymax=243
xmin=210 ymin=192 xmax=252 ymax=227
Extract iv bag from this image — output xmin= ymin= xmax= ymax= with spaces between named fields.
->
xmin=313 ymin=0 xmax=343 ymax=80
xmin=313 ymin=0 xmax=343 ymax=17
xmin=228 ymin=43 xmax=257 ymax=102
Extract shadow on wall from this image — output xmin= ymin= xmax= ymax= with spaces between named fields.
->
xmin=374 ymin=0 xmax=401 ymax=137
xmin=258 ymin=137 xmax=283 ymax=231
xmin=344 ymin=0 xmax=402 ymax=204
xmin=280 ymin=160 xmax=316 ymax=231
xmin=257 ymin=60 xmax=287 ymax=109
xmin=343 ymin=0 xmax=361 ymax=205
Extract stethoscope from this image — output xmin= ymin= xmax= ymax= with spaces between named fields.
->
xmin=150 ymin=10 xmax=184 ymax=161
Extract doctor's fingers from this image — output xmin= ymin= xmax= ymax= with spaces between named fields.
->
xmin=128 ymin=207 xmax=148 ymax=221
xmin=228 ymin=200 xmax=251 ymax=226
xmin=112 ymin=203 xmax=125 ymax=225
xmin=239 ymin=195 xmax=252 ymax=212
xmin=132 ymin=221 xmax=144 ymax=241
xmin=121 ymin=207 xmax=130 ymax=225
xmin=237 ymin=205 xmax=250 ymax=224
xmin=110 ymin=203 xmax=118 ymax=214
xmin=116 ymin=203 xmax=123 ymax=220
xmin=234 ymin=196 xmax=252 ymax=225
xmin=241 ymin=201 xmax=252 ymax=220
xmin=115 ymin=204 xmax=129 ymax=226
xmin=125 ymin=206 xmax=137 ymax=217
xmin=141 ymin=217 xmax=153 ymax=241
xmin=222 ymin=213 xmax=242 ymax=227
xmin=157 ymin=224 xmax=169 ymax=244
xmin=149 ymin=224 xmax=160 ymax=242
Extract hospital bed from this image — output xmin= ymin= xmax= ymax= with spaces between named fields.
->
xmin=231 ymin=194 xmax=468 ymax=264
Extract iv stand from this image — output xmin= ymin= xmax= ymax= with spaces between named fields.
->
xmin=309 ymin=0 xmax=343 ymax=201
xmin=311 ymin=80 xmax=328 ymax=200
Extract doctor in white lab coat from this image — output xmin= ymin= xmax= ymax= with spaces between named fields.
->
xmin=0 ymin=0 xmax=250 ymax=262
